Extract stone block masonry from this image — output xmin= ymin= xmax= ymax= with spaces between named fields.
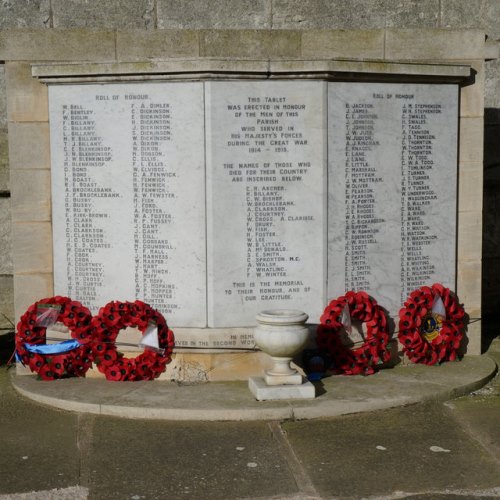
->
xmin=0 ymin=25 xmax=496 ymax=371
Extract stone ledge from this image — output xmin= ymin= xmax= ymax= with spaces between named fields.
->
xmin=484 ymin=40 xmax=500 ymax=61
xmin=31 ymin=58 xmax=472 ymax=83
xmin=10 ymin=354 xmax=497 ymax=421
xmin=0 ymin=29 xmax=490 ymax=64
xmin=0 ymin=29 xmax=116 ymax=62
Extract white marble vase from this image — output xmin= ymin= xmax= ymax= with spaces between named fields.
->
xmin=254 ymin=309 xmax=309 ymax=386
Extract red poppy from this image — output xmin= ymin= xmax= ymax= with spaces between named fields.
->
xmin=100 ymin=348 xmax=118 ymax=367
xmin=27 ymin=354 xmax=45 ymax=371
xmin=38 ymin=365 xmax=56 ymax=381
xmin=105 ymin=366 xmax=123 ymax=381
xmin=48 ymin=356 xmax=66 ymax=376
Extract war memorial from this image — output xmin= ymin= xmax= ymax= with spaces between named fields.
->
xmin=0 ymin=13 xmax=498 ymax=390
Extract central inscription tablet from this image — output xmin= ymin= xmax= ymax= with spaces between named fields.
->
xmin=49 ymin=80 xmax=458 ymax=332
xmin=206 ymin=81 xmax=326 ymax=327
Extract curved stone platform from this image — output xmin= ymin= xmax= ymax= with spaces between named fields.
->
xmin=11 ymin=355 xmax=497 ymax=421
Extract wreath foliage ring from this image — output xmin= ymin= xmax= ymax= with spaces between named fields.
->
xmin=91 ymin=300 xmax=175 ymax=381
xmin=316 ymin=291 xmax=391 ymax=375
xmin=398 ymin=283 xmax=465 ymax=365
xmin=15 ymin=296 xmax=94 ymax=380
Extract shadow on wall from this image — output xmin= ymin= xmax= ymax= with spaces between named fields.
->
xmin=0 ymin=330 xmax=13 ymax=365
xmin=482 ymin=108 xmax=500 ymax=350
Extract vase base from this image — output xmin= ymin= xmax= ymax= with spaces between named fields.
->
xmin=249 ymin=377 xmax=316 ymax=401
xmin=265 ymin=372 xmax=303 ymax=386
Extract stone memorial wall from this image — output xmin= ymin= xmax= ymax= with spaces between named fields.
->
xmin=49 ymin=80 xmax=458 ymax=330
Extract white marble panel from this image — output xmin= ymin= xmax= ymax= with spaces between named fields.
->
xmin=328 ymin=83 xmax=458 ymax=317
xmin=49 ymin=82 xmax=206 ymax=326
xmin=206 ymin=81 xmax=327 ymax=327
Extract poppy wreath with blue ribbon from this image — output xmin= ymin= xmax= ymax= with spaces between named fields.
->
xmin=90 ymin=300 xmax=175 ymax=381
xmin=398 ymin=283 xmax=465 ymax=365
xmin=316 ymin=291 xmax=391 ymax=376
xmin=15 ymin=296 xmax=94 ymax=380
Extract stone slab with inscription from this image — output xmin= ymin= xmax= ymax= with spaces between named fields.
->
xmin=49 ymin=80 xmax=459 ymax=340
xmin=206 ymin=81 xmax=327 ymax=327
xmin=328 ymin=82 xmax=458 ymax=317
xmin=49 ymin=82 xmax=207 ymax=326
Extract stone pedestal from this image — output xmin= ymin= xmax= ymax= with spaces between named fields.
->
xmin=249 ymin=376 xmax=315 ymax=400
xmin=249 ymin=309 xmax=316 ymax=400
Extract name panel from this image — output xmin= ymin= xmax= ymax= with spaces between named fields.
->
xmin=328 ymin=82 xmax=458 ymax=316
xmin=49 ymin=82 xmax=207 ymax=326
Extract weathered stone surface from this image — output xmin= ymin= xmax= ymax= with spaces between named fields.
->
xmin=460 ymin=60 xmax=484 ymax=118
xmin=0 ymin=130 xmax=8 ymax=193
xmin=442 ymin=0 xmax=500 ymax=40
xmin=0 ymin=66 xmax=8 ymax=192
xmin=459 ymin=167 xmax=484 ymax=212
xmin=385 ymin=0 xmax=440 ymax=28
xmin=116 ymin=30 xmax=199 ymax=60
xmin=12 ymin=222 xmax=53 ymax=274
xmin=459 ymin=117 xmax=484 ymax=164
xmin=0 ymin=199 xmax=12 ymax=275
xmin=200 ymin=30 xmax=301 ymax=58
xmin=0 ymin=0 xmax=50 ymax=28
xmin=13 ymin=273 xmax=53 ymax=320
xmin=10 ymin=170 xmax=51 ymax=222
xmin=457 ymin=210 xmax=483 ymax=262
xmin=0 ymin=274 xmax=13 ymax=329
xmin=163 ymin=351 xmax=272 ymax=382
xmin=274 ymin=0 xmax=440 ymax=29
xmin=457 ymin=260 xmax=482 ymax=310
xmin=385 ymin=29 xmax=485 ymax=60
xmin=270 ymin=58 xmax=470 ymax=79
xmin=5 ymin=62 xmax=48 ymax=122
xmin=52 ymin=0 xmax=155 ymax=29
xmin=301 ymin=30 xmax=384 ymax=59
xmin=0 ymin=66 xmax=6 ymax=129
xmin=284 ymin=403 xmax=500 ymax=497
xmin=272 ymin=0 xmax=386 ymax=29
xmin=8 ymin=123 xmax=50 ymax=170
xmin=485 ymin=59 xmax=500 ymax=109
xmin=0 ymin=30 xmax=116 ymax=62
xmin=158 ymin=0 xmax=271 ymax=29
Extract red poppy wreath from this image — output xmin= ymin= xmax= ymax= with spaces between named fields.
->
xmin=90 ymin=300 xmax=175 ymax=381
xmin=398 ymin=283 xmax=465 ymax=365
xmin=316 ymin=291 xmax=391 ymax=375
xmin=15 ymin=296 xmax=94 ymax=380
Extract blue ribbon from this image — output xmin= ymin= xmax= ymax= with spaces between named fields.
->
xmin=23 ymin=339 xmax=82 ymax=355
xmin=15 ymin=351 xmax=23 ymax=365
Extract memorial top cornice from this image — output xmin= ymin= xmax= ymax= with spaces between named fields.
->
xmin=31 ymin=58 xmax=472 ymax=85
xmin=0 ymin=28 xmax=494 ymax=65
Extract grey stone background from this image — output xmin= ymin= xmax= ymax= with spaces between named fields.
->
xmin=0 ymin=0 xmax=498 ymax=332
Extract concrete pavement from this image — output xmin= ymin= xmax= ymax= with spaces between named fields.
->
xmin=0 ymin=335 xmax=498 ymax=499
